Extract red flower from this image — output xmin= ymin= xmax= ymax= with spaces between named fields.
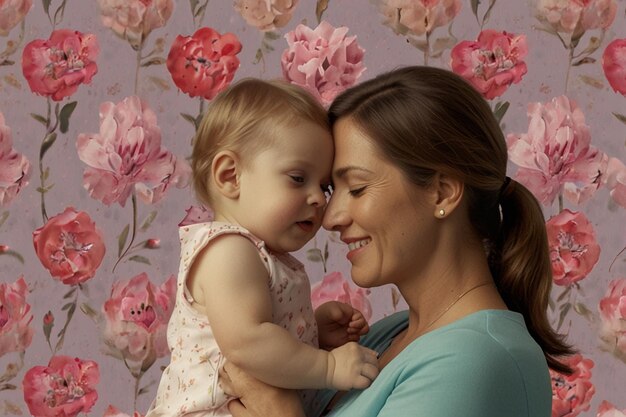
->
xmin=546 ymin=209 xmax=600 ymax=287
xmin=602 ymin=38 xmax=626 ymax=96
xmin=33 ymin=207 xmax=106 ymax=285
xmin=166 ymin=27 xmax=241 ymax=100
xmin=450 ymin=29 xmax=528 ymax=100
xmin=550 ymin=354 xmax=595 ymax=417
xmin=22 ymin=356 xmax=99 ymax=417
xmin=21 ymin=29 xmax=99 ymax=101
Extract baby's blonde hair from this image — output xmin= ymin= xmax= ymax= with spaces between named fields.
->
xmin=191 ymin=78 xmax=329 ymax=208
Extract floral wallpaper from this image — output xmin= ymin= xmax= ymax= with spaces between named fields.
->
xmin=0 ymin=1 xmax=625 ymax=417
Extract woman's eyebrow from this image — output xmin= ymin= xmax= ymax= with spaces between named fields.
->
xmin=333 ymin=166 xmax=374 ymax=178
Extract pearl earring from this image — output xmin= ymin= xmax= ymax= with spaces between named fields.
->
xmin=438 ymin=208 xmax=446 ymax=217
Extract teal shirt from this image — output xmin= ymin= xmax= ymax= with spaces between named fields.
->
xmin=309 ymin=310 xmax=551 ymax=417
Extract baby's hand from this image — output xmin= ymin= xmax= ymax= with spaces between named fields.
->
xmin=316 ymin=301 xmax=370 ymax=350
xmin=326 ymin=342 xmax=379 ymax=390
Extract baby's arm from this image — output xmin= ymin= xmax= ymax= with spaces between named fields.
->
xmin=315 ymin=301 xmax=370 ymax=350
xmin=190 ymin=235 xmax=378 ymax=390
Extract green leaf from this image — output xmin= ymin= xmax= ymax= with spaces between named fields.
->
xmin=557 ymin=302 xmax=571 ymax=330
xmin=306 ymin=248 xmax=323 ymax=263
xmin=129 ymin=255 xmax=151 ymax=265
xmin=0 ymin=211 xmax=8 ymax=228
xmin=190 ymin=0 xmax=199 ymax=14
xmin=316 ymin=0 xmax=330 ymax=23
xmin=63 ymin=287 xmax=77 ymax=299
xmin=572 ymin=57 xmax=596 ymax=66
xmin=493 ymin=101 xmax=510 ymax=123
xmin=471 ymin=0 xmax=480 ymax=20
xmin=253 ymin=48 xmax=264 ymax=65
xmin=61 ymin=302 xmax=74 ymax=311
xmin=59 ymin=101 xmax=77 ymax=133
xmin=194 ymin=2 xmax=207 ymax=18
xmin=40 ymin=132 xmax=57 ymax=160
xmin=30 ymin=113 xmax=49 ymax=126
xmin=141 ymin=57 xmax=166 ymax=67
xmin=264 ymin=31 xmax=281 ymax=41
xmin=140 ymin=211 xmax=158 ymax=231
xmin=612 ymin=112 xmax=626 ymax=125
xmin=118 ymin=224 xmax=130 ymax=257
xmin=180 ymin=113 xmax=199 ymax=129
xmin=43 ymin=0 xmax=52 ymax=16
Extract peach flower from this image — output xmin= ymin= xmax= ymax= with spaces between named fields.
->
xmin=102 ymin=273 xmax=176 ymax=365
xmin=377 ymin=0 xmax=461 ymax=37
xmin=597 ymin=401 xmax=626 ymax=417
xmin=546 ymin=209 xmax=600 ymax=286
xmin=33 ymin=207 xmax=106 ymax=285
xmin=602 ymin=38 xmax=626 ymax=96
xmin=550 ymin=354 xmax=595 ymax=417
xmin=0 ymin=276 xmax=33 ymax=357
xmin=22 ymin=355 xmax=99 ymax=417
xmin=450 ymin=29 xmax=528 ymax=100
xmin=602 ymin=157 xmax=626 ymax=209
xmin=166 ymin=27 xmax=241 ymax=100
xmin=281 ymin=21 xmax=365 ymax=107
xmin=0 ymin=0 xmax=32 ymax=36
xmin=311 ymin=272 xmax=372 ymax=321
xmin=96 ymin=0 xmax=173 ymax=48
xmin=178 ymin=205 xmax=214 ymax=227
xmin=0 ymin=112 xmax=30 ymax=206
xmin=234 ymin=0 xmax=298 ymax=31
xmin=21 ymin=29 xmax=99 ymax=101
xmin=507 ymin=95 xmax=605 ymax=206
xmin=77 ymin=96 xmax=191 ymax=206
xmin=534 ymin=0 xmax=617 ymax=36
xmin=599 ymin=278 xmax=626 ymax=362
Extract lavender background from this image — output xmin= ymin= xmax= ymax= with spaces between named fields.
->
xmin=1 ymin=1 xmax=625 ymax=416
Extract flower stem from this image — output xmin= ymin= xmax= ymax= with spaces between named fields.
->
xmin=564 ymin=43 xmax=574 ymax=95
xmin=113 ymin=193 xmax=138 ymax=272
xmin=424 ymin=31 xmax=431 ymax=66
xmin=133 ymin=371 xmax=144 ymax=412
xmin=135 ymin=45 xmax=142 ymax=95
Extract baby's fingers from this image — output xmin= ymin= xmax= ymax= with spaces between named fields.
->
xmin=352 ymin=362 xmax=380 ymax=389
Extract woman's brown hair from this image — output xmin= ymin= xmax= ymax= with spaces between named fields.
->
xmin=328 ymin=65 xmax=574 ymax=374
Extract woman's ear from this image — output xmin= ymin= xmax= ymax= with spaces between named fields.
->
xmin=211 ymin=150 xmax=241 ymax=199
xmin=432 ymin=173 xmax=464 ymax=218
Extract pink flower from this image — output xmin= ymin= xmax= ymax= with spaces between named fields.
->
xmin=450 ymin=29 xmax=528 ymax=100
xmin=551 ymin=354 xmax=595 ymax=417
xmin=546 ymin=209 xmax=600 ymax=287
xmin=96 ymin=0 xmax=174 ymax=48
xmin=534 ymin=0 xmax=617 ymax=35
xmin=377 ymin=0 xmax=461 ymax=37
xmin=281 ymin=21 xmax=366 ymax=107
xmin=77 ymin=96 xmax=191 ymax=207
xmin=602 ymin=38 xmax=626 ymax=96
xmin=597 ymin=401 xmax=626 ymax=417
xmin=599 ymin=278 xmax=626 ymax=362
xmin=507 ymin=96 xmax=605 ymax=206
xmin=0 ymin=112 xmax=31 ymax=206
xmin=21 ymin=29 xmax=99 ymax=101
xmin=311 ymin=272 xmax=372 ymax=321
xmin=102 ymin=273 xmax=176 ymax=365
xmin=22 ymin=355 xmax=99 ymax=417
xmin=178 ymin=205 xmax=214 ymax=227
xmin=0 ymin=276 xmax=33 ymax=357
xmin=234 ymin=0 xmax=298 ymax=31
xmin=43 ymin=311 xmax=54 ymax=326
xmin=33 ymin=207 xmax=106 ymax=285
xmin=0 ymin=0 xmax=32 ymax=36
xmin=602 ymin=157 xmax=626 ymax=209
xmin=103 ymin=405 xmax=144 ymax=417
xmin=166 ymin=27 xmax=242 ymax=100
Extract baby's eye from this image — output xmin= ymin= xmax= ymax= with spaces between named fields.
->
xmin=289 ymin=175 xmax=305 ymax=183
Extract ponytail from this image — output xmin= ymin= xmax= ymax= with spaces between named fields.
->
xmin=493 ymin=179 xmax=575 ymax=374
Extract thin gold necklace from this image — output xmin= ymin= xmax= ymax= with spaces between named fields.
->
xmin=424 ymin=282 xmax=492 ymax=331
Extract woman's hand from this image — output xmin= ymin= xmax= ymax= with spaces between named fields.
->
xmin=220 ymin=361 xmax=306 ymax=417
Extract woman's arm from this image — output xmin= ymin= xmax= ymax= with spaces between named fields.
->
xmin=220 ymin=362 xmax=306 ymax=417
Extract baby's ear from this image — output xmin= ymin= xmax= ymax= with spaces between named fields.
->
xmin=211 ymin=150 xmax=240 ymax=199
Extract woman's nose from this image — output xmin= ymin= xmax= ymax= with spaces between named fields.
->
xmin=322 ymin=195 xmax=348 ymax=231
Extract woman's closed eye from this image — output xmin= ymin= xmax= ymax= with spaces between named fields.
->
xmin=349 ymin=186 xmax=366 ymax=196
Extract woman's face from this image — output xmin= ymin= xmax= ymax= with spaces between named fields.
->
xmin=323 ymin=118 xmax=439 ymax=289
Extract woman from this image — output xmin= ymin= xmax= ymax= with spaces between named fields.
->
xmin=222 ymin=66 xmax=574 ymax=417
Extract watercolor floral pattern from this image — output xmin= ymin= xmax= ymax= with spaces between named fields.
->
xmin=0 ymin=1 xmax=624 ymax=417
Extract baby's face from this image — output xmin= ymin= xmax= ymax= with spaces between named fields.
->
xmin=236 ymin=121 xmax=333 ymax=253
